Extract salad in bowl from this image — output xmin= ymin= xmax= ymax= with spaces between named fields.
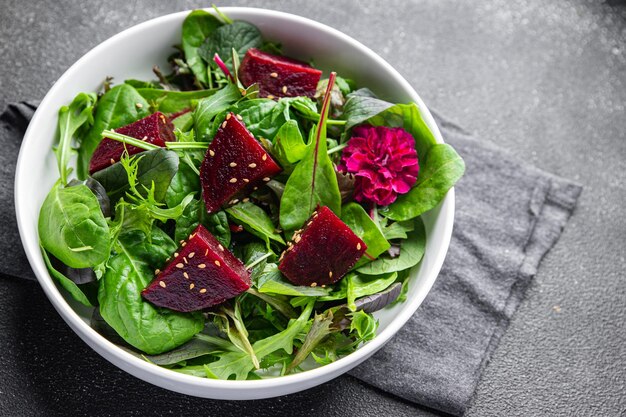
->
xmin=26 ymin=7 xmax=463 ymax=391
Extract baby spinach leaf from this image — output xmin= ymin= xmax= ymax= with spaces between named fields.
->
xmin=357 ymin=218 xmax=426 ymax=275
xmin=340 ymin=202 xmax=390 ymax=265
xmin=136 ymin=88 xmax=216 ymax=113
xmin=92 ymin=148 xmax=179 ymax=204
xmin=257 ymin=263 xmax=330 ymax=297
xmin=381 ymin=219 xmax=414 ymax=241
xmin=280 ymin=74 xmax=342 ymax=232
xmin=320 ymin=271 xmax=397 ymax=302
xmin=272 ymin=120 xmax=307 ymax=167
xmin=142 ymin=336 xmax=223 ymax=366
xmin=205 ymin=300 xmax=314 ymax=380
xmin=67 ymin=177 xmax=111 ymax=217
xmin=233 ymin=241 xmax=272 ymax=280
xmin=226 ymin=201 xmax=285 ymax=246
xmin=193 ymin=83 xmax=241 ymax=141
xmin=55 ymin=92 xmax=97 ymax=185
xmin=182 ymin=10 xmax=223 ymax=86
xmin=229 ymin=98 xmax=281 ymax=139
xmin=175 ymin=200 xmax=230 ymax=247
xmin=166 ymin=162 xmax=199 ymax=208
xmin=98 ymin=227 xmax=204 ymax=355
xmin=78 ymin=84 xmax=150 ymax=179
xmin=198 ymin=21 xmax=263 ymax=69
xmin=41 ymin=246 xmax=93 ymax=307
xmin=342 ymin=89 xmax=394 ymax=131
xmin=38 ymin=183 xmax=111 ymax=268
xmin=380 ymin=144 xmax=465 ymax=221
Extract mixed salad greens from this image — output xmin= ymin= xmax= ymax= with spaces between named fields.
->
xmin=37 ymin=8 xmax=464 ymax=379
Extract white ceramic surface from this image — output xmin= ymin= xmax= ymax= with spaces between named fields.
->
xmin=14 ymin=8 xmax=455 ymax=399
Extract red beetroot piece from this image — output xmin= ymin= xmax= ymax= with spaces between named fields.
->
xmin=200 ymin=112 xmax=281 ymax=213
xmin=142 ymin=225 xmax=251 ymax=312
xmin=238 ymin=48 xmax=322 ymax=99
xmin=278 ymin=206 xmax=367 ymax=287
xmin=89 ymin=112 xmax=175 ymax=174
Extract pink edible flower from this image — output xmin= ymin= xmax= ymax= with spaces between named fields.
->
xmin=338 ymin=125 xmax=419 ymax=206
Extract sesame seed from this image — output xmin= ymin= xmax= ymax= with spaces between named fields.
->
xmin=159 ymin=114 xmax=166 ymax=123
xmin=135 ymin=102 xmax=143 ymax=108
xmin=253 ymin=186 xmax=258 ymax=191
xmin=159 ymin=281 xmax=166 ymax=288
xmin=181 ymin=242 xmax=187 ymax=247
xmin=183 ymin=257 xmax=188 ymax=264
xmin=267 ymin=94 xmax=275 ymax=100
xmin=282 ymin=86 xmax=287 ymax=94
xmin=176 ymin=263 xmax=184 ymax=269
xmin=311 ymin=282 xmax=317 ymax=287
xmin=155 ymin=269 xmax=160 ymax=275
xmin=229 ymin=178 xmax=238 ymax=183
xmin=188 ymin=252 xmax=195 ymax=259
xmin=270 ymin=72 xmax=278 ymax=78
xmin=230 ymin=199 xmax=239 ymax=205
xmin=306 ymin=221 xmax=313 ymax=227
xmin=357 ymin=243 xmax=362 ymax=250
xmin=218 ymin=244 xmax=224 ymax=251
xmin=214 ymin=260 xmax=221 ymax=267
xmin=180 ymin=240 xmax=185 ymax=244
xmin=294 ymin=235 xmax=302 ymax=243
xmin=198 ymin=264 xmax=206 ymax=269
xmin=248 ymin=163 xmax=257 ymax=168
xmin=142 ymin=136 xmax=148 ymax=141
xmin=321 ymin=284 xmax=326 ymax=288
xmin=236 ymin=114 xmax=243 ymax=121
xmin=166 ymin=257 xmax=171 ymax=262
xmin=209 ymin=150 xmax=215 ymax=157
xmin=229 ymin=162 xmax=237 ymax=167
xmin=242 ymin=198 xmax=250 ymax=203
xmin=205 ymin=249 xmax=208 ymax=256
xmin=262 ymin=154 xmax=267 ymax=161
xmin=110 ymin=158 xmax=116 ymax=165
xmin=329 ymin=271 xmax=333 ymax=278
xmin=226 ymin=113 xmax=232 ymax=120
xmin=174 ymin=252 xmax=179 ymax=257
xmin=190 ymin=233 xmax=197 ymax=238
xmin=199 ymin=288 xmax=207 ymax=293
xmin=221 ymin=121 xmax=227 ymax=128
xmin=263 ymin=177 xmax=270 ymax=182
xmin=243 ymin=178 xmax=249 ymax=183
xmin=189 ymin=283 xmax=195 ymax=289
xmin=183 ymin=272 xmax=189 ymax=279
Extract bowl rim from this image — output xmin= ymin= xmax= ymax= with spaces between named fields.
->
xmin=15 ymin=7 xmax=455 ymax=391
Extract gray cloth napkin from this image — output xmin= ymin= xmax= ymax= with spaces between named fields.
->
xmin=1 ymin=102 xmax=581 ymax=416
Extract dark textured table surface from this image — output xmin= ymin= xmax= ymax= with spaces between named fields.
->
xmin=1 ymin=1 xmax=625 ymax=416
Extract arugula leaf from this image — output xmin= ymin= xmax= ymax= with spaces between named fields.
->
xmin=38 ymin=183 xmax=111 ymax=268
xmin=257 ymin=263 xmax=330 ymax=297
xmin=193 ymin=83 xmax=241 ymax=141
xmin=226 ymin=201 xmax=285 ymax=247
xmin=181 ymin=10 xmax=223 ymax=86
xmin=92 ymin=148 xmax=179 ymax=204
xmin=136 ymin=88 xmax=216 ymax=113
xmin=280 ymin=73 xmax=342 ymax=232
xmin=357 ymin=218 xmax=426 ymax=275
xmin=98 ymin=227 xmax=204 ymax=355
xmin=204 ymin=300 xmax=314 ymax=379
xmin=348 ymin=310 xmax=378 ymax=340
xmin=197 ymin=21 xmax=263 ymax=69
xmin=340 ymin=202 xmax=390 ymax=265
xmin=41 ymin=246 xmax=94 ymax=306
xmin=286 ymin=310 xmax=334 ymax=373
xmin=55 ymin=92 xmax=97 ymax=185
xmin=78 ymin=84 xmax=150 ymax=179
xmin=380 ymin=144 xmax=465 ymax=221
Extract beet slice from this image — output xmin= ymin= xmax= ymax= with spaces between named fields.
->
xmin=142 ymin=225 xmax=251 ymax=312
xmin=89 ymin=112 xmax=175 ymax=174
xmin=278 ymin=206 xmax=367 ymax=287
xmin=238 ymin=48 xmax=322 ymax=99
xmin=200 ymin=112 xmax=282 ymax=213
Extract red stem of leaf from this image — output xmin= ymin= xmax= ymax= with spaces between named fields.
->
xmin=214 ymin=53 xmax=235 ymax=83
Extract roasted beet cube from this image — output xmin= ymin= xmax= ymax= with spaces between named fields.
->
xmin=238 ymin=48 xmax=322 ymax=99
xmin=200 ymin=112 xmax=282 ymax=213
xmin=278 ymin=206 xmax=367 ymax=287
xmin=141 ymin=225 xmax=251 ymax=312
xmin=89 ymin=112 xmax=175 ymax=174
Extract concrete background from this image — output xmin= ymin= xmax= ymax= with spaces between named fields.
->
xmin=1 ymin=1 xmax=624 ymax=415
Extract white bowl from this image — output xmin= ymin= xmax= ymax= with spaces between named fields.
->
xmin=14 ymin=7 xmax=454 ymax=399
